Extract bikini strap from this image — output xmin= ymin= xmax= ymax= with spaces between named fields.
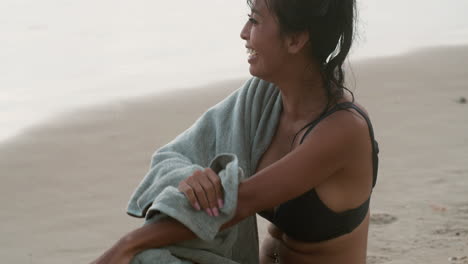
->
xmin=299 ymin=102 xmax=379 ymax=187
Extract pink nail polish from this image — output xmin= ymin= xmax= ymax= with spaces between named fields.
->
xmin=194 ymin=203 xmax=201 ymax=211
xmin=213 ymin=208 xmax=219 ymax=217
xmin=205 ymin=208 xmax=213 ymax=216
xmin=218 ymin=199 xmax=224 ymax=209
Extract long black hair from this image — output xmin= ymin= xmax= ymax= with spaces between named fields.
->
xmin=247 ymin=0 xmax=356 ymax=106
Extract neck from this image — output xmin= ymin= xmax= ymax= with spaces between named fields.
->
xmin=275 ymin=64 xmax=328 ymax=122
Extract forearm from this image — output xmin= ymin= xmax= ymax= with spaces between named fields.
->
xmin=122 ymin=217 xmax=197 ymax=255
xmin=123 ymin=212 xmax=245 ymax=256
xmin=91 ymin=218 xmax=200 ymax=264
xmin=122 ymin=181 xmax=252 ymax=256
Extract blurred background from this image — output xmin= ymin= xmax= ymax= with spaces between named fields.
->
xmin=1 ymin=0 xmax=467 ymax=142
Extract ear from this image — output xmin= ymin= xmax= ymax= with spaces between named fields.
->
xmin=285 ymin=31 xmax=310 ymax=54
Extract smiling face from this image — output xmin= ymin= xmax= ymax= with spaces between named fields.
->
xmin=240 ymin=0 xmax=290 ymax=81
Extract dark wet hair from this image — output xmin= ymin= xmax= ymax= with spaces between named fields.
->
xmin=248 ymin=0 xmax=356 ymax=105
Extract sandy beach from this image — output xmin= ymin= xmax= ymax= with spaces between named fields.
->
xmin=1 ymin=45 xmax=467 ymax=264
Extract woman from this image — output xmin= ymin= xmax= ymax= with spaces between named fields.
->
xmin=92 ymin=0 xmax=378 ymax=263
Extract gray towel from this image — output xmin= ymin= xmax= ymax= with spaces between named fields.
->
xmin=127 ymin=77 xmax=283 ymax=264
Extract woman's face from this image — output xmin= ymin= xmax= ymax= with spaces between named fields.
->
xmin=240 ymin=0 xmax=289 ymax=81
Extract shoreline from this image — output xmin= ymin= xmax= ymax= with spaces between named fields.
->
xmin=1 ymin=44 xmax=468 ymax=264
xmin=0 ymin=78 xmax=247 ymax=148
xmin=2 ymin=43 xmax=467 ymax=147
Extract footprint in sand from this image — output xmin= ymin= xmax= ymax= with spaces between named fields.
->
xmin=370 ymin=213 xmax=398 ymax=225
xmin=367 ymin=255 xmax=391 ymax=264
xmin=456 ymin=96 xmax=467 ymax=104
xmin=448 ymin=256 xmax=468 ymax=264
xmin=433 ymin=203 xmax=468 ymax=236
xmin=433 ymin=226 xmax=468 ymax=237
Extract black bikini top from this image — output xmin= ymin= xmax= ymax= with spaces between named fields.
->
xmin=258 ymin=102 xmax=379 ymax=243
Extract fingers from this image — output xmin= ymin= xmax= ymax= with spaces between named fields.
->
xmin=198 ymin=169 xmax=221 ymax=216
xmin=178 ymin=168 xmax=224 ymax=217
xmin=188 ymin=174 xmax=213 ymax=215
xmin=205 ymin=168 xmax=224 ymax=209
xmin=178 ymin=180 xmax=201 ymax=210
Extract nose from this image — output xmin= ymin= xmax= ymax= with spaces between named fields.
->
xmin=240 ymin=21 xmax=250 ymax=40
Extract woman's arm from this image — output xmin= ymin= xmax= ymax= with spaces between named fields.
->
xmin=183 ymin=109 xmax=369 ymax=218
xmin=238 ymin=110 xmax=369 ymax=216
xmin=91 ymin=210 xmax=243 ymax=264
xmin=90 ymin=218 xmax=195 ymax=264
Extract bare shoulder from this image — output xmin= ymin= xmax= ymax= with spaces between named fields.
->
xmin=351 ymin=101 xmax=370 ymax=117
xmin=300 ymin=100 xmax=372 ymax=152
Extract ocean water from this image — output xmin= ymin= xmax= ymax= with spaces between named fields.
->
xmin=1 ymin=0 xmax=467 ymax=143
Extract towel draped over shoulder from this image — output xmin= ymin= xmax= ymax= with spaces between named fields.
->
xmin=127 ymin=77 xmax=282 ymax=264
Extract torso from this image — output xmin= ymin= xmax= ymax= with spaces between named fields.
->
xmin=255 ymin=101 xmax=373 ymax=264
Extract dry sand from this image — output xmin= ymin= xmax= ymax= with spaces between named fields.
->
xmin=1 ymin=45 xmax=467 ymax=264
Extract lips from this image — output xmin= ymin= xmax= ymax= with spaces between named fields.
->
xmin=246 ymin=46 xmax=258 ymax=62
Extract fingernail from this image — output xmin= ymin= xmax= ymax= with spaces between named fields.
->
xmin=194 ymin=203 xmax=201 ymax=211
xmin=218 ymin=199 xmax=224 ymax=209
xmin=205 ymin=208 xmax=213 ymax=216
xmin=213 ymin=208 xmax=219 ymax=217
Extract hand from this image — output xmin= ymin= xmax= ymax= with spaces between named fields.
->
xmin=178 ymin=168 xmax=224 ymax=217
